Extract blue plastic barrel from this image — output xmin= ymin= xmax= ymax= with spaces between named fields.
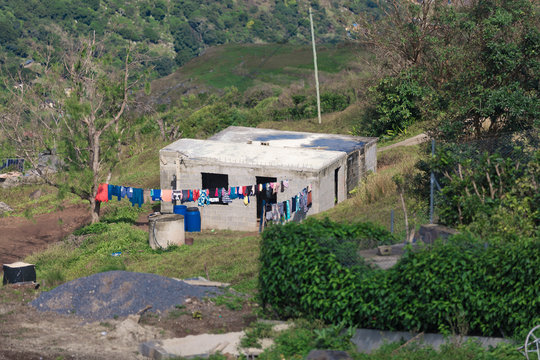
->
xmin=173 ymin=205 xmax=188 ymax=230
xmin=186 ymin=207 xmax=201 ymax=232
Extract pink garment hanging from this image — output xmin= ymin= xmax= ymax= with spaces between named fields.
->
xmin=161 ymin=189 xmax=172 ymax=202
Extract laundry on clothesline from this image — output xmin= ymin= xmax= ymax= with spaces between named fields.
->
xmin=0 ymin=158 xmax=24 ymax=172
xmin=94 ymin=179 xmax=312 ymax=220
xmin=95 ymin=183 xmax=145 ymax=208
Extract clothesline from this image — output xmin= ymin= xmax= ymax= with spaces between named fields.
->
xmin=95 ymin=180 xmax=312 ymax=217
xmin=154 ymin=180 xmax=293 ymax=205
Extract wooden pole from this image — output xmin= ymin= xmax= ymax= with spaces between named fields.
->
xmin=309 ymin=7 xmax=322 ymax=125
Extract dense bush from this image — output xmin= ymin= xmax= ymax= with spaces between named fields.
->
xmin=259 ymin=218 xmax=396 ymax=320
xmin=365 ymin=70 xmax=426 ymax=137
xmin=259 ymin=219 xmax=540 ymax=338
xmin=384 ymin=235 xmax=540 ymax=337
xmin=429 ymin=145 xmax=539 ymax=240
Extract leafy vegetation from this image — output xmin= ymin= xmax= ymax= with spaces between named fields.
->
xmin=360 ymin=0 xmax=539 ymax=140
xmin=259 ymin=219 xmax=539 ymax=338
xmin=428 ymin=146 xmax=539 ymax=240
xmin=259 ymin=218 xmax=395 ymax=319
xmin=239 ymin=321 xmax=274 ymax=349
xmin=250 ymin=319 xmax=522 ymax=360
xmin=0 ymin=0 xmax=375 ymax=77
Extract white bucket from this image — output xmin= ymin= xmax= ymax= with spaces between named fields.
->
xmin=148 ymin=213 xmax=185 ymax=250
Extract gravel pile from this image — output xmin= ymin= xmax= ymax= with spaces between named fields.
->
xmin=30 ymin=271 xmax=224 ymax=321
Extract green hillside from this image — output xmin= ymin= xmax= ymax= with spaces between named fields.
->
xmin=0 ymin=0 xmax=379 ymax=79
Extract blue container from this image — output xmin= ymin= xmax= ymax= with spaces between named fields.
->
xmin=186 ymin=207 xmax=201 ymax=232
xmin=173 ymin=205 xmax=188 ymax=230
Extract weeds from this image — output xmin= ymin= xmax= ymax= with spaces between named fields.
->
xmin=41 ymin=268 xmax=65 ymax=288
xmin=168 ymin=307 xmax=190 ymax=319
xmin=240 ymin=321 xmax=274 ymax=349
xmin=212 ymin=292 xmax=244 ymax=311
xmin=26 ymin=226 xmax=260 ymax=293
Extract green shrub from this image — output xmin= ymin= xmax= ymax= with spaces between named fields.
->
xmin=73 ymin=222 xmax=109 ymax=235
xmin=101 ymin=205 xmax=142 ymax=224
xmin=366 ymin=70 xmax=427 ymax=137
xmin=259 ymin=218 xmax=395 ymax=321
xmin=259 ymin=219 xmax=539 ymax=338
xmin=258 ymin=320 xmax=356 ymax=360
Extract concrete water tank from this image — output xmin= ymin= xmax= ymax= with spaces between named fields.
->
xmin=148 ymin=213 xmax=185 ymax=250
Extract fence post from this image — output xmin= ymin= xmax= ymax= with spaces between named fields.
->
xmin=430 ymin=139 xmax=435 ymax=224
xmin=390 ymin=209 xmax=394 ymax=233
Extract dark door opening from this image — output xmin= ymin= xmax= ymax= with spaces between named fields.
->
xmin=256 ymin=176 xmax=277 ymax=219
xmin=202 ymin=172 xmax=229 ymax=205
xmin=334 ymin=167 xmax=340 ymax=204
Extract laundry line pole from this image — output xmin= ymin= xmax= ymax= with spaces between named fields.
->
xmin=309 ymin=7 xmax=322 ymax=125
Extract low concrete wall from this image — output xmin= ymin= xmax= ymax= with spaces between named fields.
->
xmin=351 ymin=328 xmax=510 ymax=353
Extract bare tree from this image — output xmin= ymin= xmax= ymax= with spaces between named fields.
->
xmin=356 ymin=0 xmax=453 ymax=76
xmin=1 ymin=35 xmax=144 ymax=223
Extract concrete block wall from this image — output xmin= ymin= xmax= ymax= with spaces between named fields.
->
xmin=317 ymin=159 xmax=347 ymax=213
xmin=159 ymin=151 xmax=328 ymax=231
xmin=365 ymin=141 xmax=377 ymax=173
xmin=346 ymin=152 xmax=360 ymax=195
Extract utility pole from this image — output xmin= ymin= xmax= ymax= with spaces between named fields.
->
xmin=309 ymin=7 xmax=322 ymax=125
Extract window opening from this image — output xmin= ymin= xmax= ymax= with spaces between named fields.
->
xmin=201 ymin=172 xmax=229 ymax=205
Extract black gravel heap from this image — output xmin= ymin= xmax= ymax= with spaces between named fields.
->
xmin=30 ymin=271 xmax=224 ymax=321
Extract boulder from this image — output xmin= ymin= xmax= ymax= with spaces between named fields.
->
xmin=416 ymin=224 xmax=458 ymax=245
xmin=0 ymin=201 xmax=13 ymax=214
xmin=306 ymin=350 xmax=352 ymax=360
xmin=29 ymin=189 xmax=42 ymax=200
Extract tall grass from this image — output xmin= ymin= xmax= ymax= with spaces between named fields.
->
xmin=353 ymin=146 xmax=420 ymax=206
xmin=317 ymin=145 xmax=428 ymax=239
xmin=0 ymin=184 xmax=83 ymax=218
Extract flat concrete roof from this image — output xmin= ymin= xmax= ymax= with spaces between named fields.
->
xmin=161 ymin=139 xmax=346 ymax=171
xmin=210 ymin=126 xmax=377 ymax=153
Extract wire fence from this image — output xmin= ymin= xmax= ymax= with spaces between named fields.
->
xmin=0 ymin=158 xmax=24 ymax=172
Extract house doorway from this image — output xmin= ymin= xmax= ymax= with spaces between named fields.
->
xmin=256 ymin=176 xmax=277 ymax=220
xmin=334 ymin=167 xmax=340 ymax=204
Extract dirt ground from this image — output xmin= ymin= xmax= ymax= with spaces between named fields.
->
xmin=0 ymin=207 xmax=257 ymax=359
xmin=0 ymin=285 xmax=256 ymax=360
xmin=0 ymin=203 xmax=91 ymax=266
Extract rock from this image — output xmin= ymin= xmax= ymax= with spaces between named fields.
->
xmin=0 ymin=172 xmax=20 ymax=188
xmin=416 ymin=224 xmax=459 ymax=245
xmin=29 ymin=189 xmax=42 ymax=200
xmin=306 ymin=350 xmax=352 ymax=360
xmin=0 ymin=201 xmax=13 ymax=213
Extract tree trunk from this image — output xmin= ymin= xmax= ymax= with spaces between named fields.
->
xmin=90 ymin=130 xmax=101 ymax=223
xmin=90 ymin=196 xmax=101 ymax=224
xmin=399 ymin=191 xmax=410 ymax=242
xmin=157 ymin=117 xmax=166 ymax=140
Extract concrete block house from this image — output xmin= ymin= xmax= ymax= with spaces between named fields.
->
xmin=160 ymin=127 xmax=377 ymax=231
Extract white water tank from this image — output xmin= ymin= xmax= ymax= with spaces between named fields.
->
xmin=148 ymin=213 xmax=185 ymax=250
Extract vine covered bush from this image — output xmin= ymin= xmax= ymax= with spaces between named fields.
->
xmin=259 ymin=219 xmax=540 ymax=338
xmin=259 ymin=218 xmax=395 ymax=320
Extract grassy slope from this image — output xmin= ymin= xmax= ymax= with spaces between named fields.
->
xmin=0 ymin=185 xmax=84 ymax=218
xmin=179 ymin=43 xmax=365 ymax=91
xmin=144 ymin=42 xmax=372 ymax=112
xmin=17 ymin=43 xmax=427 ymax=296
xmin=316 ymin=144 xmax=428 ymax=239
xmin=25 ymin=200 xmax=260 ymax=293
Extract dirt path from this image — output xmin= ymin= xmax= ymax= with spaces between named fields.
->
xmin=378 ymin=133 xmax=429 ymax=152
xmin=0 ymin=204 xmax=91 ymax=266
